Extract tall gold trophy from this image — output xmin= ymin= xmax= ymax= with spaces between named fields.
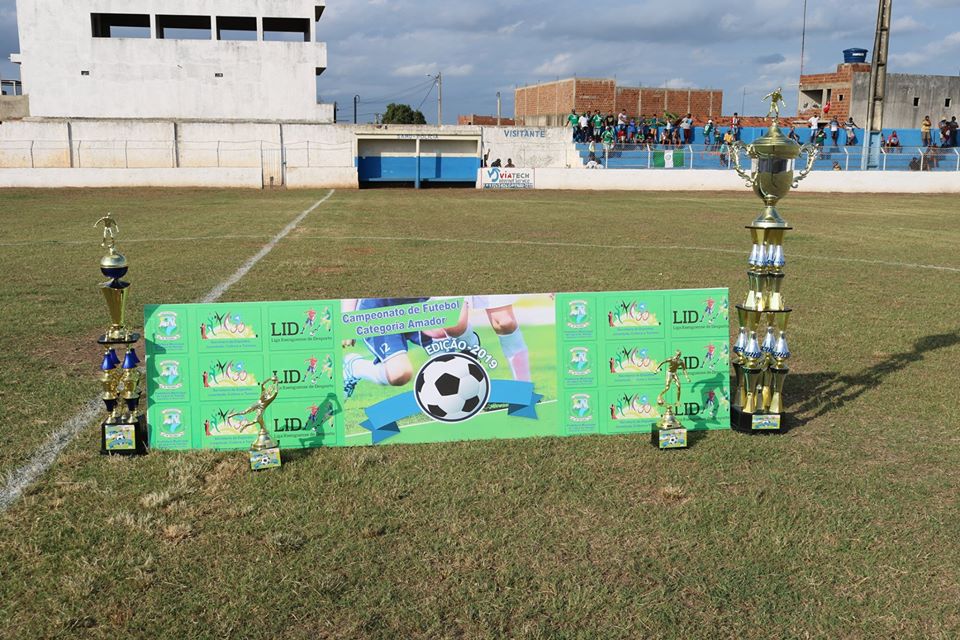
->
xmin=95 ymin=214 xmax=148 ymax=454
xmin=654 ymin=350 xmax=691 ymax=449
xmin=227 ymin=376 xmax=282 ymax=471
xmin=729 ymin=89 xmax=817 ymax=432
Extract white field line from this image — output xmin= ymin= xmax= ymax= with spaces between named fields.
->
xmin=0 ymin=190 xmax=336 ymax=512
xmin=299 ymin=234 xmax=960 ymax=274
xmin=344 ymin=399 xmax=559 ymax=438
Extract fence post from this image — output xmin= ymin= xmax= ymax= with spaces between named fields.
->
xmin=881 ymin=148 xmax=887 ymax=171
xmin=920 ymin=153 xmax=925 ymax=172
xmin=688 ymin=145 xmax=693 ymax=169
xmin=955 ymin=148 xmax=959 ymax=172
xmin=647 ymin=144 xmax=652 ymax=169
xmin=604 ymin=146 xmax=608 ymax=168
xmin=843 ymin=147 xmax=850 ymax=171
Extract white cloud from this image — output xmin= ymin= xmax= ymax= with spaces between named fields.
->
xmin=497 ymin=20 xmax=524 ymax=36
xmin=534 ymin=53 xmax=574 ymax=76
xmin=665 ymin=77 xmax=693 ymax=89
xmin=890 ymin=29 xmax=960 ymax=68
xmin=393 ymin=62 xmax=437 ymax=77
xmin=892 ymin=16 xmax=927 ymax=33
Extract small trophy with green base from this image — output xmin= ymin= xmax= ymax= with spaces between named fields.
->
xmin=654 ymin=350 xmax=691 ymax=449
xmin=227 ymin=376 xmax=282 ymax=471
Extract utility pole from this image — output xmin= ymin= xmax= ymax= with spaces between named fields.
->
xmin=861 ymin=0 xmax=892 ymax=170
xmin=353 ymin=94 xmax=360 ymax=124
xmin=496 ymin=91 xmax=501 ymax=126
xmin=437 ymin=71 xmax=443 ymax=126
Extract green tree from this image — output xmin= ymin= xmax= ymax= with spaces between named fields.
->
xmin=382 ymin=103 xmax=427 ymax=125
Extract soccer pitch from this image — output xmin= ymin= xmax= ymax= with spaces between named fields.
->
xmin=1 ymin=187 xmax=959 ymax=638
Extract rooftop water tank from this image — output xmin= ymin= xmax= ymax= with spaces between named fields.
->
xmin=843 ymin=48 xmax=868 ymax=63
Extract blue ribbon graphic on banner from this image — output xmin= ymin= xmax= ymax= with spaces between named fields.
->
xmin=360 ymin=380 xmax=542 ymax=444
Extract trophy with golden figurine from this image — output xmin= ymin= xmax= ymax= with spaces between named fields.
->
xmin=96 ymin=214 xmax=148 ymax=454
xmin=226 ymin=376 xmax=282 ymax=471
xmin=729 ymin=89 xmax=817 ymax=432
xmin=654 ymin=350 xmax=691 ymax=449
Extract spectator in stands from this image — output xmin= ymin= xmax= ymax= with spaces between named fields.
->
xmin=567 ymin=109 xmax=580 ymax=142
xmin=505 ymin=158 xmax=515 ymax=168
xmin=788 ymin=126 xmax=800 ymax=142
xmin=681 ymin=113 xmax=693 ymax=144
xmin=886 ymin=130 xmax=900 ymax=151
xmin=601 ymin=126 xmax=615 ymax=153
xmin=939 ymin=118 xmax=950 ymax=146
xmin=844 ymin=117 xmax=858 ymax=145
xmin=713 ymin=127 xmax=722 ymax=147
xmin=592 ymin=111 xmax=603 ymax=142
xmin=909 ymin=156 xmax=921 ymax=171
xmin=704 ymin=118 xmax=715 ymax=149
xmin=588 ymin=138 xmax=596 ymax=157
xmin=829 ymin=116 xmax=840 ymax=146
xmin=815 ymin=128 xmax=827 ymax=146
xmin=723 ymin=129 xmax=734 ymax=146
xmin=578 ymin=112 xmax=589 ymax=142
xmin=808 ymin=112 xmax=820 ymax=143
xmin=719 ymin=140 xmax=730 ymax=167
xmin=491 ymin=158 xmax=502 ymax=167
xmin=921 ymin=116 xmax=932 ymax=147
xmin=663 ymin=117 xmax=674 ymax=144
xmin=617 ymin=110 xmax=628 ymax=133
xmin=731 ymin=112 xmax=742 ymax=141
xmin=605 ymin=112 xmax=616 ymax=129
xmin=832 ymin=161 xmax=842 ymax=171
xmin=950 ymin=116 xmax=958 ymax=147
xmin=584 ymin=154 xmax=604 ymax=169
xmin=627 ymin=119 xmax=638 ymax=143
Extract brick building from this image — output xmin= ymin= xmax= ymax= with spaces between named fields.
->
xmin=457 ymin=114 xmax=516 ymax=126
xmin=799 ymin=60 xmax=960 ymax=129
xmin=514 ymin=78 xmax=723 ymax=126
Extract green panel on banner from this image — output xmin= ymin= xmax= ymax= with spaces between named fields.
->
xmin=145 ymin=289 xmax=730 ymax=450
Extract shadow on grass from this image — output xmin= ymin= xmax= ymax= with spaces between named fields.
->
xmin=786 ymin=330 xmax=960 ymax=430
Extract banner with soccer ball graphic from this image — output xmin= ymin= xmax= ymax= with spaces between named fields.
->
xmin=144 ymin=289 xmax=730 ymax=449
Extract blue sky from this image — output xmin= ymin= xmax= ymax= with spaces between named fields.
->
xmin=3 ymin=0 xmax=960 ymax=123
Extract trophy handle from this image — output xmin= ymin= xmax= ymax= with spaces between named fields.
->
xmin=729 ymin=141 xmax=756 ymax=187
xmin=793 ymin=143 xmax=819 ymax=187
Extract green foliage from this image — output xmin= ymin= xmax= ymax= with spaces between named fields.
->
xmin=381 ymin=102 xmax=427 ymax=125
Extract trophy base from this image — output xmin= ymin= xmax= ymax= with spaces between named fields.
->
xmin=250 ymin=446 xmax=282 ymax=471
xmin=101 ymin=414 xmax=148 ymax=455
xmin=97 ymin=332 xmax=141 ymax=346
xmin=656 ymin=427 xmax=688 ymax=449
xmin=731 ymin=406 xmax=783 ymax=433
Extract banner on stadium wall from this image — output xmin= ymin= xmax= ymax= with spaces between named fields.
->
xmin=480 ymin=167 xmax=535 ymax=189
xmin=144 ymin=288 xmax=730 ymax=450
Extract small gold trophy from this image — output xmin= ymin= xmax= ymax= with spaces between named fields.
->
xmin=95 ymin=214 xmax=147 ymax=454
xmin=226 ymin=376 xmax=282 ymax=471
xmin=729 ymin=89 xmax=816 ymax=432
xmin=654 ymin=350 xmax=691 ymax=449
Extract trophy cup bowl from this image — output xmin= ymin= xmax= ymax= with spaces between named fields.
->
xmin=730 ymin=118 xmax=818 ymax=229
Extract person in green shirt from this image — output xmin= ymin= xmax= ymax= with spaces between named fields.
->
xmin=592 ymin=112 xmax=603 ymax=142
xmin=567 ymin=109 xmax=580 ymax=142
xmin=601 ymin=126 xmax=615 ymax=154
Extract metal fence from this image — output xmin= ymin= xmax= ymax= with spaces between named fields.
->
xmin=592 ymin=144 xmax=960 ymax=171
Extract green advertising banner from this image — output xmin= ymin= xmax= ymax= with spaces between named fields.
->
xmin=145 ymin=289 xmax=731 ymax=450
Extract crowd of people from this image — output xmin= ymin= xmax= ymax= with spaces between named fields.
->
xmin=567 ymin=109 xmax=705 ymax=147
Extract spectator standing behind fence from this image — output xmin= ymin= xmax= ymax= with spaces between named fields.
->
xmin=886 ymin=130 xmax=900 ymax=152
xmin=680 ymin=113 xmax=693 ymax=144
xmin=567 ymin=109 xmax=579 ymax=142
xmin=578 ymin=112 xmax=589 ymax=143
xmin=950 ymin=116 xmax=958 ymax=147
xmin=808 ymin=112 xmax=820 ymax=143
xmin=829 ymin=117 xmax=840 ymax=145
xmin=731 ymin=112 xmax=741 ymax=141
xmin=592 ymin=111 xmax=603 ymax=142
xmin=845 ymin=117 xmax=858 ymax=145
xmin=921 ymin=116 xmax=932 ymax=147
xmin=704 ymin=119 xmax=714 ymax=149
xmin=601 ymin=126 xmax=614 ymax=154
xmin=505 ymin=158 xmax=515 ymax=168
xmin=788 ymin=126 xmax=800 ymax=142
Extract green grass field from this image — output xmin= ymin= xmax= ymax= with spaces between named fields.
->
xmin=1 ymin=187 xmax=959 ymax=638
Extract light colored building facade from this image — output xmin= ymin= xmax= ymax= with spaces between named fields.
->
xmin=11 ymin=0 xmax=333 ymax=122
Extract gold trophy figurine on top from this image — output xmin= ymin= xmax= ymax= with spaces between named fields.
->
xmin=95 ymin=214 xmax=148 ymax=455
xmin=729 ymin=89 xmax=816 ymax=432
xmin=654 ymin=350 xmax=692 ymax=449
xmin=227 ymin=376 xmax=282 ymax=471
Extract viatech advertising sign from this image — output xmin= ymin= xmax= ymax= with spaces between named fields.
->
xmin=481 ymin=167 xmax=535 ymax=189
xmin=145 ymin=289 xmax=730 ymax=450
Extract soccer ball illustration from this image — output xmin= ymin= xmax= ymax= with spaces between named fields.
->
xmin=414 ymin=353 xmax=490 ymax=423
